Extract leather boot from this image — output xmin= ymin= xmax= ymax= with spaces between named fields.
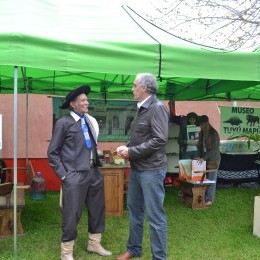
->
xmin=116 ymin=251 xmax=134 ymax=260
xmin=60 ymin=240 xmax=74 ymax=260
xmin=87 ymin=233 xmax=112 ymax=256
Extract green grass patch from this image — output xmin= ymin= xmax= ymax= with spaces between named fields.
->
xmin=1 ymin=186 xmax=260 ymax=259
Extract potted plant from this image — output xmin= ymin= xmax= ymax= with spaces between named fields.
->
xmin=228 ymin=132 xmax=260 ymax=152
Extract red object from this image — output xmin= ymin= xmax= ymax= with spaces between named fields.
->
xmin=104 ymin=154 xmax=110 ymax=163
xmin=164 ymin=175 xmax=180 ymax=187
xmin=4 ymin=158 xmax=60 ymax=191
xmin=168 ymin=100 xmax=176 ymax=117
xmin=3 ymin=158 xmax=132 ymax=191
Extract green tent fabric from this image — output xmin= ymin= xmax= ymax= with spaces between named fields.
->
xmin=0 ymin=0 xmax=260 ymax=100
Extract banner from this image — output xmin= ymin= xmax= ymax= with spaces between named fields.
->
xmin=220 ymin=106 xmax=260 ymax=137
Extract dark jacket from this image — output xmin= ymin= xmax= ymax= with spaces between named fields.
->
xmin=178 ymin=125 xmax=188 ymax=152
xmin=127 ymin=95 xmax=169 ymax=171
xmin=47 ymin=114 xmax=92 ymax=179
xmin=197 ymin=128 xmax=221 ymax=166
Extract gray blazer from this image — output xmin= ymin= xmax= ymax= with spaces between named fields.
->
xmin=47 ymin=114 xmax=92 ymax=179
xmin=127 ymin=95 xmax=169 ymax=171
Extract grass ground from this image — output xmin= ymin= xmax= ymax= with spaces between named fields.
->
xmin=1 ymin=185 xmax=260 ymax=260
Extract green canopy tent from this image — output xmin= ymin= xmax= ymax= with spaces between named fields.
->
xmin=0 ymin=0 xmax=260 ymax=255
xmin=0 ymin=1 xmax=260 ymax=101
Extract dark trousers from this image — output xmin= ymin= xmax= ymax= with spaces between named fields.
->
xmin=61 ymin=167 xmax=105 ymax=242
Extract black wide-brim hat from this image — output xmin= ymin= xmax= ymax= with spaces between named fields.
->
xmin=60 ymin=85 xmax=91 ymax=109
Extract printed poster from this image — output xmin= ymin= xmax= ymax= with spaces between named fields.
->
xmin=186 ymin=125 xmax=200 ymax=142
xmin=220 ymin=106 xmax=260 ymax=137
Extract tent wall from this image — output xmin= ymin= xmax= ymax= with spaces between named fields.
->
xmin=0 ymin=94 xmax=52 ymax=158
xmin=1 ymin=94 xmax=259 ymax=159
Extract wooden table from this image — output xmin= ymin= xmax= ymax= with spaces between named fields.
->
xmin=178 ymin=178 xmax=215 ymax=209
xmin=101 ymin=165 xmax=130 ymax=217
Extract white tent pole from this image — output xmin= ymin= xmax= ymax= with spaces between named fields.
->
xmin=13 ymin=66 xmax=18 ymax=256
xmin=25 ymin=69 xmax=29 ymax=167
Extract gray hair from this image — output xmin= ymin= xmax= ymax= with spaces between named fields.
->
xmin=136 ymin=73 xmax=158 ymax=94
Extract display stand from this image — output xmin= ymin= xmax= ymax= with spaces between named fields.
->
xmin=165 ymin=121 xmax=180 ymax=185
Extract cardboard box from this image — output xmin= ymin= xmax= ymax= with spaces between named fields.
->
xmin=179 ymin=159 xmax=206 ymax=181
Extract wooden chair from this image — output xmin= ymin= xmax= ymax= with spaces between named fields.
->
xmin=0 ymin=159 xmax=7 ymax=183
xmin=0 ymin=182 xmax=25 ymax=237
xmin=0 ymin=160 xmax=35 ymax=237
xmin=0 ymin=182 xmax=13 ymax=197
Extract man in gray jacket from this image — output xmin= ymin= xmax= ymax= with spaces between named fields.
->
xmin=116 ymin=73 xmax=169 ymax=260
xmin=47 ymin=85 xmax=111 ymax=260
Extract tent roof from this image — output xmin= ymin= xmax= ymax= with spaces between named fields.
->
xmin=0 ymin=0 xmax=259 ymax=100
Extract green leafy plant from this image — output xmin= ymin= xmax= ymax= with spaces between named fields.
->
xmin=228 ymin=132 xmax=260 ymax=152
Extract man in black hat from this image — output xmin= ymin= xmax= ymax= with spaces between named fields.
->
xmin=48 ymin=85 xmax=112 ymax=259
